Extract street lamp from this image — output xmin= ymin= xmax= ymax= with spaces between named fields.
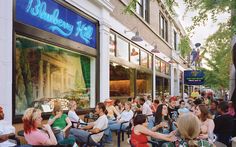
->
xmin=124 ymin=27 xmax=143 ymax=42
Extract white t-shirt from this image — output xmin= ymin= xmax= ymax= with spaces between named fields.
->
xmin=142 ymin=102 xmax=153 ymax=116
xmin=119 ymin=110 xmax=134 ymax=122
xmin=91 ymin=114 xmax=108 ymax=143
xmin=68 ymin=110 xmax=85 ymax=124
xmin=0 ymin=120 xmax=16 ymax=147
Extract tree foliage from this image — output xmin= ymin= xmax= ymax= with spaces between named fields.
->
xmin=178 ymin=36 xmax=192 ymax=57
xmin=201 ymin=23 xmax=232 ymax=89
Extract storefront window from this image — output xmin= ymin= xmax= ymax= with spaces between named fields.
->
xmin=109 ymin=33 xmax=116 ymax=56
xmin=156 ymin=76 xmax=163 ymax=97
xmin=155 ymin=58 xmax=161 ymax=72
xmin=130 ymin=45 xmax=140 ymax=65
xmin=140 ymin=50 xmax=148 ymax=67
xmin=156 ymin=76 xmax=170 ymax=97
xmin=110 ymin=63 xmax=135 ymax=100
xmin=116 ymin=37 xmax=129 ymax=61
xmin=164 ymin=78 xmax=170 ymax=96
xmin=160 ymin=61 xmax=166 ymax=73
xmin=15 ymin=35 xmax=96 ymax=115
xmin=136 ymin=71 xmax=152 ymax=97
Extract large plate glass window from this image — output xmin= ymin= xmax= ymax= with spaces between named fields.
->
xmin=136 ymin=71 xmax=152 ymax=97
xmin=15 ymin=35 xmax=96 ymax=115
xmin=110 ymin=63 xmax=135 ymax=100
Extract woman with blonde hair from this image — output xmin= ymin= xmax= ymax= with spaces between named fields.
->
xmin=48 ymin=101 xmax=72 ymax=142
xmin=23 ymin=108 xmax=57 ymax=145
xmin=176 ymin=113 xmax=213 ymax=147
xmin=68 ymin=100 xmax=85 ymax=126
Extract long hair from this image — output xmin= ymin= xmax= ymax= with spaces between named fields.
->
xmin=22 ymin=108 xmax=42 ymax=134
xmin=155 ymin=104 xmax=171 ymax=131
xmin=155 ymin=104 xmax=169 ymax=124
xmin=198 ymin=104 xmax=211 ymax=121
xmin=177 ymin=113 xmax=200 ymax=147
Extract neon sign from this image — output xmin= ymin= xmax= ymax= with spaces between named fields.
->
xmin=16 ymin=0 xmax=97 ymax=48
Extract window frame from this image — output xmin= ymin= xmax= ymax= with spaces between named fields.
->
xmin=159 ymin=13 xmax=168 ymax=42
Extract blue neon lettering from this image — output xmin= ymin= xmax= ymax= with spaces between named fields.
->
xmin=26 ymin=0 xmax=74 ymax=37
xmin=75 ymin=21 xmax=94 ymax=44
xmin=23 ymin=0 xmax=95 ymax=45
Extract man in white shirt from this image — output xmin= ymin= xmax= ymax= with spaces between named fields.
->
xmin=139 ymin=98 xmax=154 ymax=129
xmin=69 ymin=103 xmax=108 ymax=146
xmin=139 ymin=98 xmax=152 ymax=116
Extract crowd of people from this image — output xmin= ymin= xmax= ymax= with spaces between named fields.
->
xmin=0 ymin=88 xmax=235 ymax=147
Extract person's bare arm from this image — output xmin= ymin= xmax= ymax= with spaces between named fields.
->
xmin=136 ymin=125 xmax=176 ymax=142
xmin=0 ymin=134 xmax=9 ymax=143
xmin=62 ymin=117 xmax=72 ymax=133
xmin=43 ymin=124 xmax=57 ymax=145
xmin=48 ymin=112 xmax=61 ymax=126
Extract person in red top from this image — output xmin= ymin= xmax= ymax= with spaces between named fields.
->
xmin=130 ymin=114 xmax=176 ymax=147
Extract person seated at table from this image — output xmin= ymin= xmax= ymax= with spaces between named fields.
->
xmin=0 ymin=106 xmax=18 ymax=146
xmin=105 ymin=98 xmax=120 ymax=120
xmin=130 ymin=114 xmax=176 ymax=147
xmin=68 ymin=100 xmax=85 ymax=127
xmin=152 ymin=104 xmax=175 ymax=146
xmin=23 ymin=108 xmax=57 ymax=145
xmin=48 ymin=101 xmax=72 ymax=142
xmin=151 ymin=99 xmax=160 ymax=113
xmin=214 ymin=101 xmax=234 ymax=146
xmin=69 ymin=102 xmax=108 ymax=146
xmin=165 ymin=113 xmax=213 ymax=147
xmin=114 ymin=99 xmax=124 ymax=113
xmin=195 ymin=104 xmax=215 ymax=140
xmin=105 ymin=102 xmax=134 ymax=143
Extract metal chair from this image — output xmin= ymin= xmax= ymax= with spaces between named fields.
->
xmin=117 ymin=120 xmax=132 ymax=147
xmin=83 ymin=128 xmax=108 ymax=147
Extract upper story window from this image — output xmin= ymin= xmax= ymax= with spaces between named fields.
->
xmin=159 ymin=14 xmax=168 ymax=42
xmin=136 ymin=0 xmax=149 ymax=23
xmin=174 ymin=30 xmax=177 ymax=50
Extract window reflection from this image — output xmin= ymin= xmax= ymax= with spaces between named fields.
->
xmin=140 ymin=51 xmax=148 ymax=67
xmin=15 ymin=35 xmax=95 ymax=115
xmin=130 ymin=45 xmax=140 ymax=65
xmin=156 ymin=58 xmax=161 ymax=72
xmin=116 ymin=37 xmax=129 ymax=61
xmin=137 ymin=71 xmax=152 ymax=97
xmin=109 ymin=33 xmax=116 ymax=56
xmin=160 ymin=61 xmax=166 ymax=73
xmin=110 ymin=63 xmax=135 ymax=99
